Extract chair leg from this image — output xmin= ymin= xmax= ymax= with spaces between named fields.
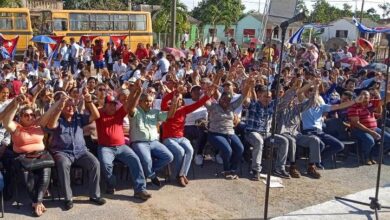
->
xmin=332 ymin=154 xmax=337 ymax=169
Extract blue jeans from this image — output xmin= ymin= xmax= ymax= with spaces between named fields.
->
xmin=208 ymin=132 xmax=244 ymax=172
xmin=131 ymin=141 xmax=174 ymax=179
xmin=351 ymin=128 xmax=390 ymax=159
xmin=163 ymin=137 xmax=194 ymax=177
xmin=98 ymin=145 xmax=146 ymax=193
xmin=0 ymin=172 xmax=4 ymax=191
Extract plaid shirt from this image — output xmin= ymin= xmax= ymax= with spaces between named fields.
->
xmin=245 ymin=100 xmax=275 ymax=133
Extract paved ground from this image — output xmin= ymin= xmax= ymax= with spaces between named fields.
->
xmin=4 ymin=155 xmax=390 ymax=219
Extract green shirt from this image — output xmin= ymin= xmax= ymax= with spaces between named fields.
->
xmin=129 ymin=106 xmax=167 ymax=142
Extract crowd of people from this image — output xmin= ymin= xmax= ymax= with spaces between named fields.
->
xmin=0 ymin=35 xmax=389 ymax=217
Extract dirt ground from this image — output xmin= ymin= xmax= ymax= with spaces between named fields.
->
xmin=4 ymin=154 xmax=390 ymax=220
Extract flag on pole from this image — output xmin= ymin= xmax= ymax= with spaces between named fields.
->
xmin=45 ymin=36 xmax=64 ymax=64
xmin=79 ymin=35 xmax=99 ymax=47
xmin=0 ymin=35 xmax=19 ymax=60
xmin=352 ymin=17 xmax=390 ymax=34
xmin=288 ymin=24 xmax=331 ymax=44
xmin=110 ymin=35 xmax=127 ymax=48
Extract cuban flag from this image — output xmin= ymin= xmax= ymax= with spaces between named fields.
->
xmin=45 ymin=36 xmax=64 ymax=64
xmin=352 ymin=17 xmax=390 ymax=34
xmin=110 ymin=35 xmax=127 ymax=48
xmin=288 ymin=24 xmax=330 ymax=44
xmin=0 ymin=35 xmax=19 ymax=60
xmin=79 ymin=35 xmax=98 ymax=47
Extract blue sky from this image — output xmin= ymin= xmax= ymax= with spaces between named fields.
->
xmin=182 ymin=0 xmax=388 ymax=17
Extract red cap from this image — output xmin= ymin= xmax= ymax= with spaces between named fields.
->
xmin=104 ymin=95 xmax=118 ymax=104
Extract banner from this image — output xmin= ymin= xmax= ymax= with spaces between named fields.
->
xmin=352 ymin=17 xmax=390 ymax=34
xmin=0 ymin=35 xmax=19 ymax=60
xmin=110 ymin=35 xmax=127 ymax=48
xmin=288 ymin=24 xmax=330 ymax=44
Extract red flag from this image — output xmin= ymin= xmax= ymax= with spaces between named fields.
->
xmin=0 ymin=35 xmax=19 ymax=59
xmin=79 ymin=35 xmax=98 ymax=47
xmin=46 ymin=36 xmax=64 ymax=64
xmin=110 ymin=35 xmax=127 ymax=48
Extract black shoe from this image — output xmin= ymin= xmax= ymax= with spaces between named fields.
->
xmin=134 ymin=191 xmax=152 ymax=201
xmin=273 ymin=169 xmax=291 ymax=179
xmin=251 ymin=170 xmax=261 ymax=181
xmin=89 ymin=197 xmax=106 ymax=206
xmin=151 ymin=176 xmax=161 ymax=187
xmin=64 ymin=200 xmax=73 ymax=210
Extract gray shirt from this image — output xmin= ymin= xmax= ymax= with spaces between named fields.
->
xmin=205 ymin=96 xmax=243 ymax=135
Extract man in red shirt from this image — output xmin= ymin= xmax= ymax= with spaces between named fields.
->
xmin=134 ymin=43 xmax=149 ymax=60
xmin=95 ymin=94 xmax=151 ymax=201
xmin=348 ymin=90 xmax=390 ymax=165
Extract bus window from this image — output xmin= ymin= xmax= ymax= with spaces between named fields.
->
xmin=15 ymin=13 xmax=28 ymax=30
xmin=129 ymin=14 xmax=146 ymax=31
xmin=0 ymin=12 xmax=13 ymax=30
xmin=70 ymin=13 xmax=89 ymax=31
xmin=54 ymin=18 xmax=67 ymax=31
xmin=90 ymin=14 xmax=110 ymax=31
xmin=112 ymin=14 xmax=128 ymax=31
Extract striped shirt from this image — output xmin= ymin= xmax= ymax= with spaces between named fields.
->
xmin=347 ymin=100 xmax=380 ymax=130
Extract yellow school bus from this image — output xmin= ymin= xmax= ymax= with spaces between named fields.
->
xmin=33 ymin=9 xmax=153 ymax=50
xmin=0 ymin=8 xmax=33 ymax=56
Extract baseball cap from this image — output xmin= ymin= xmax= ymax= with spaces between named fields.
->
xmin=105 ymin=95 xmax=118 ymax=104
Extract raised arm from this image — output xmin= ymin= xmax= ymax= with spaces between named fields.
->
xmin=167 ymin=93 xmax=180 ymax=119
xmin=83 ymin=87 xmax=100 ymax=123
xmin=127 ymin=79 xmax=143 ymax=117
xmin=2 ymin=95 xmax=26 ymax=132
xmin=46 ymin=94 xmax=68 ymax=129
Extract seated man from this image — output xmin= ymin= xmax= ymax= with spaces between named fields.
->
xmin=129 ymin=88 xmax=175 ymax=186
xmin=348 ymin=90 xmax=390 ymax=165
xmin=95 ymin=88 xmax=151 ymax=200
xmin=46 ymin=91 xmax=105 ymax=210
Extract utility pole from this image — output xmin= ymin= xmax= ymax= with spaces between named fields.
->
xmin=170 ymin=0 xmax=177 ymax=48
xmin=359 ymin=0 xmax=365 ymax=23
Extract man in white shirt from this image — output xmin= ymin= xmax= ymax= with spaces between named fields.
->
xmin=69 ymin=37 xmax=81 ymax=75
xmin=113 ymin=57 xmax=127 ymax=78
xmin=155 ymin=52 xmax=170 ymax=81
xmin=37 ymin=63 xmax=51 ymax=81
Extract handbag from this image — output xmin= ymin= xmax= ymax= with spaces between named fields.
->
xmin=16 ymin=151 xmax=55 ymax=171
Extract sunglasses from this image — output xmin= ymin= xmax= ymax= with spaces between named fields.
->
xmin=23 ymin=113 xmax=36 ymax=118
xmin=99 ymin=88 xmax=106 ymax=92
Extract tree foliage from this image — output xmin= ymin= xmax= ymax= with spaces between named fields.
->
xmin=296 ymin=0 xmax=307 ymax=13
xmin=378 ymin=3 xmax=390 ymax=18
xmin=191 ymin=0 xmax=244 ymax=30
xmin=152 ymin=0 xmax=189 ymax=34
xmin=0 ymin=0 xmax=22 ymax=7
xmin=63 ymin=0 xmax=128 ymax=10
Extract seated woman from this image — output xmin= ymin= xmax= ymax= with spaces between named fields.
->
xmin=160 ymin=85 xmax=215 ymax=186
xmin=205 ymin=76 xmax=254 ymax=179
xmin=2 ymin=94 xmax=59 ymax=217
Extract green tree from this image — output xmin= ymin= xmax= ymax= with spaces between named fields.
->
xmin=64 ymin=0 xmax=128 ymax=10
xmin=191 ymin=0 xmax=244 ymax=41
xmin=378 ymin=3 xmax=390 ymax=18
xmin=296 ymin=0 xmax=307 ymax=13
xmin=0 ymin=0 xmax=22 ymax=7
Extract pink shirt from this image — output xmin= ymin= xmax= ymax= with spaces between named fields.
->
xmin=12 ymin=123 xmax=45 ymax=154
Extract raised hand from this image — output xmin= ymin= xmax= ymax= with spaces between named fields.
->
xmin=15 ymin=94 xmax=27 ymax=105
xmin=82 ymin=87 xmax=92 ymax=103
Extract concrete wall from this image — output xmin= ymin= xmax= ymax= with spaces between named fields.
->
xmin=321 ymin=19 xmax=358 ymax=43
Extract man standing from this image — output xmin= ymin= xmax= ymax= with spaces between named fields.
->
xmin=69 ymin=37 xmax=81 ymax=75
xmin=46 ymin=91 xmax=105 ymax=210
xmin=95 ymin=87 xmax=151 ymax=200
xmin=128 ymin=86 xmax=175 ymax=186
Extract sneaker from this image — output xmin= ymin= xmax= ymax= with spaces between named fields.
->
xmin=89 ymin=197 xmax=106 ymax=206
xmin=251 ymin=170 xmax=261 ymax=181
xmin=222 ymin=171 xmax=239 ymax=180
xmin=151 ymin=176 xmax=161 ymax=187
xmin=289 ymin=165 xmax=301 ymax=178
xmin=365 ymin=160 xmax=373 ymax=165
xmin=134 ymin=191 xmax=152 ymax=201
xmin=307 ymin=165 xmax=321 ymax=179
xmin=370 ymin=159 xmax=377 ymax=164
xmin=273 ymin=169 xmax=291 ymax=179
xmin=105 ymin=188 xmax=115 ymax=195
xmin=216 ymin=154 xmax=223 ymax=165
xmin=194 ymin=155 xmax=204 ymax=166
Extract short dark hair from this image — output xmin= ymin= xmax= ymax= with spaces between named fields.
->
xmin=255 ymin=85 xmax=268 ymax=93
xmin=342 ymin=91 xmax=354 ymax=99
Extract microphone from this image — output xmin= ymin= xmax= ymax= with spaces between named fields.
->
xmin=280 ymin=11 xmax=308 ymax=29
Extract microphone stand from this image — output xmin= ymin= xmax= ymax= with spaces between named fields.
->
xmin=263 ymin=21 xmax=288 ymax=220
xmin=334 ymin=33 xmax=390 ymax=220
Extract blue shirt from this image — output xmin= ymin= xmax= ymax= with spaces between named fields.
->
xmin=301 ymin=103 xmax=332 ymax=131
xmin=245 ymin=100 xmax=275 ymax=133
xmin=45 ymin=113 xmax=90 ymax=158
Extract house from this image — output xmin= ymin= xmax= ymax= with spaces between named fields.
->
xmin=22 ymin=0 xmax=63 ymax=10
xmin=321 ymin=17 xmax=380 ymax=44
xmin=201 ymin=13 xmax=301 ymax=47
